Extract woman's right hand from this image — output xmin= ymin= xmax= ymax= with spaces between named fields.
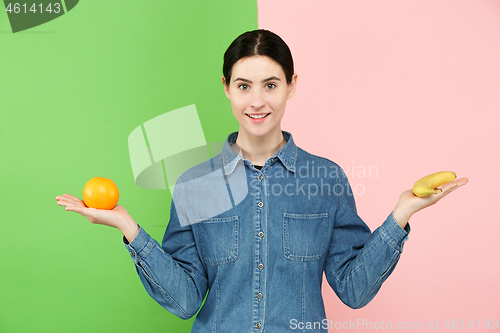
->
xmin=55 ymin=193 xmax=140 ymax=242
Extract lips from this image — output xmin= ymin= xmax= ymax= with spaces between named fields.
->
xmin=246 ymin=113 xmax=270 ymax=119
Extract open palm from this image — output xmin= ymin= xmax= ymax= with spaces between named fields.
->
xmin=56 ymin=193 xmax=132 ymax=229
xmin=392 ymin=177 xmax=469 ymax=227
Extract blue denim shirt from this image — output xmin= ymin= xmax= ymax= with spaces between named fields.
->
xmin=124 ymin=131 xmax=410 ymax=332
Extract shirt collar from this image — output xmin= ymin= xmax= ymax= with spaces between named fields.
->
xmin=221 ymin=131 xmax=298 ymax=175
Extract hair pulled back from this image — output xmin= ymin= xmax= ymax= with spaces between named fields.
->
xmin=223 ymin=29 xmax=294 ymax=85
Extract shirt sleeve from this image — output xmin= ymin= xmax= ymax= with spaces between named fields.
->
xmin=324 ymin=171 xmax=410 ymax=309
xmin=123 ymin=187 xmax=208 ymax=319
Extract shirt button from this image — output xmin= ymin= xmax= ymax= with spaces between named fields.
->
xmin=258 ymin=174 xmax=263 ymax=181
xmin=258 ymin=231 xmax=264 ymax=238
xmin=131 ymin=251 xmax=136 ymax=257
xmin=258 ymin=263 xmax=264 ymax=270
xmin=256 ymin=322 xmax=262 ymax=329
xmin=257 ymin=292 xmax=263 ymax=299
xmin=258 ymin=201 xmax=264 ymax=208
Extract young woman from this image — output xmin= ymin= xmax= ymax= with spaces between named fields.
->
xmin=56 ymin=30 xmax=468 ymax=332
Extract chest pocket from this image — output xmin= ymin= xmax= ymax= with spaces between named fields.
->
xmin=194 ymin=215 xmax=239 ymax=266
xmin=283 ymin=213 xmax=329 ymax=262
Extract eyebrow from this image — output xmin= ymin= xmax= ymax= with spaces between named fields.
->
xmin=233 ymin=76 xmax=281 ymax=84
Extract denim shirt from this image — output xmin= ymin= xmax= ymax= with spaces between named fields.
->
xmin=124 ymin=131 xmax=410 ymax=333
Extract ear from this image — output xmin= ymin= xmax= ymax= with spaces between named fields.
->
xmin=287 ymin=73 xmax=298 ymax=100
xmin=222 ymin=76 xmax=230 ymax=99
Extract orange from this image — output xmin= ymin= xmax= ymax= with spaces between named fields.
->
xmin=82 ymin=177 xmax=119 ymax=210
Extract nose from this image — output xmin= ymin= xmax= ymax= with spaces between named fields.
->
xmin=250 ymin=89 xmax=265 ymax=109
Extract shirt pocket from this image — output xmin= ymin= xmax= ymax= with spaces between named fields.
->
xmin=194 ymin=215 xmax=239 ymax=266
xmin=283 ymin=212 xmax=329 ymax=262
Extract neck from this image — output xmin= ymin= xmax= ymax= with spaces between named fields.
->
xmin=232 ymin=129 xmax=286 ymax=166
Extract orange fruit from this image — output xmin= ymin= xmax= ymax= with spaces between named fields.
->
xmin=82 ymin=177 xmax=119 ymax=210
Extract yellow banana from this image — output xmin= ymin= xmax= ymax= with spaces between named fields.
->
xmin=412 ymin=171 xmax=457 ymax=197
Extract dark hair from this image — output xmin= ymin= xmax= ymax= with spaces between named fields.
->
xmin=223 ymin=29 xmax=294 ymax=85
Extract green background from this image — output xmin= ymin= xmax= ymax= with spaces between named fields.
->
xmin=0 ymin=1 xmax=256 ymax=332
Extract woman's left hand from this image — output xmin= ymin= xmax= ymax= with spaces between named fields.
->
xmin=392 ymin=177 xmax=469 ymax=228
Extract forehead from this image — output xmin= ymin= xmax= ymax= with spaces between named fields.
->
xmin=231 ymin=55 xmax=285 ymax=79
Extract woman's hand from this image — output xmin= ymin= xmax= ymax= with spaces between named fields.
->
xmin=55 ymin=193 xmax=140 ymax=242
xmin=392 ymin=177 xmax=469 ymax=229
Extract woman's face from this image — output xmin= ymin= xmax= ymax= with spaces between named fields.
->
xmin=223 ymin=55 xmax=297 ymax=139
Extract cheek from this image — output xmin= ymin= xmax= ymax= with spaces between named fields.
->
xmin=230 ymin=98 xmax=247 ymax=118
xmin=229 ymin=92 xmax=249 ymax=109
xmin=268 ymin=93 xmax=288 ymax=109
xmin=230 ymin=98 xmax=244 ymax=110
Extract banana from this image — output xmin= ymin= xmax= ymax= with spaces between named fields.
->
xmin=412 ymin=171 xmax=457 ymax=197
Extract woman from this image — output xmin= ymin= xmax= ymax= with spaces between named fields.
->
xmin=56 ymin=30 xmax=468 ymax=332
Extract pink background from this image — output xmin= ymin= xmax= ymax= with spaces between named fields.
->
xmin=259 ymin=0 xmax=500 ymax=331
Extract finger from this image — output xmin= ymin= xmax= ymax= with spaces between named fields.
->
xmin=57 ymin=193 xmax=83 ymax=203
xmin=56 ymin=194 xmax=86 ymax=208
xmin=437 ymin=177 xmax=469 ymax=193
xmin=64 ymin=205 xmax=83 ymax=213
xmin=64 ymin=205 xmax=96 ymax=222
xmin=65 ymin=205 xmax=90 ymax=215
xmin=56 ymin=194 xmax=74 ymax=204
xmin=56 ymin=198 xmax=74 ymax=207
xmin=56 ymin=198 xmax=82 ymax=208
xmin=434 ymin=178 xmax=469 ymax=201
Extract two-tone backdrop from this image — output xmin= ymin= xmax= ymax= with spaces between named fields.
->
xmin=1 ymin=1 xmax=499 ymax=332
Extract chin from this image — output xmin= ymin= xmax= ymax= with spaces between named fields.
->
xmin=247 ymin=126 xmax=278 ymax=138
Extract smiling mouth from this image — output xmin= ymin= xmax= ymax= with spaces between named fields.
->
xmin=246 ymin=113 xmax=270 ymax=119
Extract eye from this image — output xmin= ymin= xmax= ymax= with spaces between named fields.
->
xmin=238 ymin=84 xmax=249 ymax=91
xmin=266 ymin=83 xmax=276 ymax=90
